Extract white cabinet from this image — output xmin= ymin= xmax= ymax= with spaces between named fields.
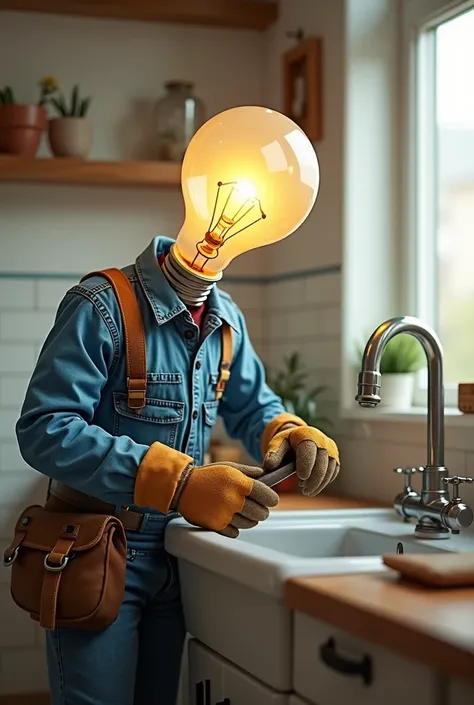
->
xmin=448 ymin=678 xmax=474 ymax=704
xmin=293 ymin=612 xmax=444 ymax=705
xmin=179 ymin=560 xmax=292 ymax=691
xmin=188 ymin=638 xmax=290 ymax=705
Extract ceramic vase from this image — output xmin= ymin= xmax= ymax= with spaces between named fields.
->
xmin=0 ymin=105 xmax=46 ymax=156
xmin=379 ymin=373 xmax=415 ymax=409
xmin=48 ymin=117 xmax=93 ymax=158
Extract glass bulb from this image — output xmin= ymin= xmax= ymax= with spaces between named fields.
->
xmin=173 ymin=105 xmax=320 ymax=279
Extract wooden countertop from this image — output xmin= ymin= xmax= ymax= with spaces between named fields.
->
xmin=285 ymin=572 xmax=474 ymax=685
xmin=274 ymin=493 xmax=388 ymax=511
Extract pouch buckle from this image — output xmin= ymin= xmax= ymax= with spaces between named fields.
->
xmin=44 ymin=553 xmax=69 ymax=572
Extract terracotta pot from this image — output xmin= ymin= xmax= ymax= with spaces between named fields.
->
xmin=0 ymin=105 xmax=46 ymax=157
xmin=48 ymin=117 xmax=93 ymax=158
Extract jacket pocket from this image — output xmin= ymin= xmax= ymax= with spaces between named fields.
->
xmin=113 ymin=393 xmax=185 ymax=448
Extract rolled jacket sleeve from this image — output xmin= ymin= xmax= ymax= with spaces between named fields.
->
xmin=16 ymin=292 xmax=149 ymax=506
xmin=218 ymin=308 xmax=286 ymax=463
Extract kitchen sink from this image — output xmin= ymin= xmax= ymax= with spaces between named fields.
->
xmin=237 ymin=523 xmax=445 ymax=558
xmin=166 ymin=508 xmax=474 ymax=691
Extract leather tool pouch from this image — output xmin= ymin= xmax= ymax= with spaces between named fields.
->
xmin=3 ymin=501 xmax=127 ymax=631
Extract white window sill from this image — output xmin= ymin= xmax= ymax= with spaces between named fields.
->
xmin=340 ymin=405 xmax=474 ymax=426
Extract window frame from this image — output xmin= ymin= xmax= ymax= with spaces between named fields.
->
xmin=404 ymin=0 xmax=474 ymax=408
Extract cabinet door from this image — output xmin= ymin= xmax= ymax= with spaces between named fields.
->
xmin=448 ymin=678 xmax=474 ymax=704
xmin=293 ymin=612 xmax=445 ymax=705
xmin=289 ymin=697 xmax=312 ymax=705
xmin=188 ymin=638 xmax=223 ymax=705
xmin=189 ymin=639 xmax=289 ymax=705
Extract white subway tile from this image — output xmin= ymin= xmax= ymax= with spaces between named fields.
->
xmin=0 ymin=344 xmax=36 ymax=374
xmin=268 ymin=311 xmax=290 ymax=342
xmin=37 ymin=278 xmax=73 ymax=310
xmin=0 ymin=507 xmax=19 ymax=538
xmin=0 ymin=472 xmax=48 ymax=506
xmin=0 ymin=441 xmax=31 ymax=472
xmin=0 ymin=279 xmax=35 ymax=310
xmin=288 ymin=308 xmax=309 ymax=340
xmin=305 ymin=273 xmax=341 ymax=306
xmin=0 ymin=645 xmax=49 ymax=694
xmin=0 ymin=409 xmax=19 ymax=439
xmin=230 ymin=284 xmax=264 ymax=312
xmin=266 ymin=279 xmax=304 ymax=310
xmin=337 ymin=436 xmax=466 ymax=505
xmin=0 ymin=586 xmax=36 ymax=648
xmin=311 ymin=339 xmax=341 ymax=369
xmin=319 ymin=305 xmax=341 ymax=337
xmin=0 ymin=311 xmax=54 ymax=342
xmin=0 ymin=375 xmax=30 ymax=407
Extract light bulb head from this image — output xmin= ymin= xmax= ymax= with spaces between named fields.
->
xmin=175 ymin=105 xmax=320 ymax=279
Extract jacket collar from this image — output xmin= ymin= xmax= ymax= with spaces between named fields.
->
xmin=135 ymin=237 xmax=240 ymax=332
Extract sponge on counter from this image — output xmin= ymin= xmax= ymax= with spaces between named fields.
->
xmin=383 ymin=552 xmax=474 ymax=588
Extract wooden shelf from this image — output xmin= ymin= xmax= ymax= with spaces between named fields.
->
xmin=1 ymin=0 xmax=278 ymax=30
xmin=0 ymin=156 xmax=182 ymax=188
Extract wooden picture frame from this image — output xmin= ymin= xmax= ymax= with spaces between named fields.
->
xmin=283 ymin=36 xmax=323 ymax=142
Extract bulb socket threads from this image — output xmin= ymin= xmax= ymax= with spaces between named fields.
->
xmin=162 ymin=244 xmax=222 ymax=307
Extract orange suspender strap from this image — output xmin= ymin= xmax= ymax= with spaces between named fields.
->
xmin=80 ymin=268 xmax=147 ymax=410
xmin=216 ymin=322 xmax=232 ymax=401
xmin=80 ymin=268 xmax=232 ymax=406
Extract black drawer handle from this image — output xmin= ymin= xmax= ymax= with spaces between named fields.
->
xmin=319 ymin=637 xmax=373 ymax=686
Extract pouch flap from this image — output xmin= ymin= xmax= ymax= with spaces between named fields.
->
xmin=11 ymin=505 xmax=122 ymax=553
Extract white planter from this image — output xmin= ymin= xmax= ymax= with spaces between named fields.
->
xmin=48 ymin=117 xmax=93 ymax=158
xmin=379 ymin=373 xmax=415 ymax=409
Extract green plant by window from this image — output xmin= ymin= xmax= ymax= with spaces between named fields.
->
xmin=356 ymin=333 xmax=425 ymax=374
xmin=51 ymin=84 xmax=92 ymax=118
xmin=265 ymin=352 xmax=331 ymax=430
xmin=0 ymin=76 xmax=58 ymax=107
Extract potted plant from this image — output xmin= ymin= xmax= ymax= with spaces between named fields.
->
xmin=265 ymin=352 xmax=331 ymax=492
xmin=48 ymin=84 xmax=93 ymax=158
xmin=356 ymin=333 xmax=425 ymax=409
xmin=0 ymin=77 xmax=58 ymax=156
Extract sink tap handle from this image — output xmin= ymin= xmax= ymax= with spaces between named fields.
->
xmin=443 ymin=476 xmax=474 ymax=501
xmin=393 ymin=467 xmax=419 ymax=491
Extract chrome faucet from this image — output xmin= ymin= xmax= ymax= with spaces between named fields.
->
xmin=356 ymin=316 xmax=473 ymax=538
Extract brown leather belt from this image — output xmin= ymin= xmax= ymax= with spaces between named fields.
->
xmin=48 ymin=481 xmax=146 ymax=532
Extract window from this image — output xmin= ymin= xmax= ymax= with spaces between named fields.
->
xmin=414 ymin=3 xmax=474 ymax=405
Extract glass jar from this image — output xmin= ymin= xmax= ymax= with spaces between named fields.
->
xmin=156 ymin=80 xmax=205 ymax=162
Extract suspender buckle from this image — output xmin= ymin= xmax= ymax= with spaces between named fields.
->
xmin=127 ymin=378 xmax=146 ymax=409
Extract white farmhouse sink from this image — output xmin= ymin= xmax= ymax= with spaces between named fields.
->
xmin=166 ymin=508 xmax=474 ymax=692
xmin=237 ymin=523 xmax=446 ymax=558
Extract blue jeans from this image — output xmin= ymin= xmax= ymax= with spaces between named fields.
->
xmin=46 ymin=513 xmax=186 ymax=705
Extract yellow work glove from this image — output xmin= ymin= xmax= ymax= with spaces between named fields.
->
xmin=262 ymin=414 xmax=340 ymax=497
xmin=134 ymin=442 xmax=279 ymax=538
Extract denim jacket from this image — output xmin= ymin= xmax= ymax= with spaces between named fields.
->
xmin=16 ymin=237 xmax=285 ymax=509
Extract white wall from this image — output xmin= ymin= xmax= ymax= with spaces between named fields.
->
xmin=261 ymin=0 xmax=345 ymax=428
xmin=0 ymin=9 xmax=267 ymax=695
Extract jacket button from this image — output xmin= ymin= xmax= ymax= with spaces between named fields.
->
xmin=192 ymin=410 xmax=198 ymax=420
xmin=184 ymin=329 xmax=195 ymax=340
xmin=196 ymin=361 xmax=201 ymax=370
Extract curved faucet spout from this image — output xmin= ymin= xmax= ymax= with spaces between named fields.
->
xmin=355 ymin=316 xmax=444 ymax=468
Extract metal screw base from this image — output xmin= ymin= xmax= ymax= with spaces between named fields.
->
xmin=162 ymin=245 xmax=222 ymax=307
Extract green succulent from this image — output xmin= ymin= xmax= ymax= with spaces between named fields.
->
xmin=356 ymin=333 xmax=425 ymax=374
xmin=51 ymin=84 xmax=92 ymax=118
xmin=0 ymin=86 xmax=16 ymax=105
xmin=265 ymin=352 xmax=331 ymax=431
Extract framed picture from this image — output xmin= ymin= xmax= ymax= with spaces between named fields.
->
xmin=283 ymin=36 xmax=323 ymax=142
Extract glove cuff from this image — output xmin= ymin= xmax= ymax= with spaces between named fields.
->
xmin=261 ymin=413 xmax=306 ymax=457
xmin=134 ymin=442 xmax=193 ymax=513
